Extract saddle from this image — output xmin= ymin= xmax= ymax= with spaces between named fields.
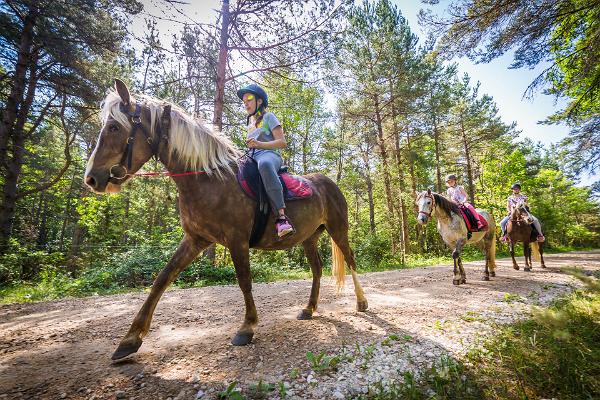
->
xmin=236 ymin=155 xmax=313 ymax=247
xmin=458 ymin=204 xmax=487 ymax=233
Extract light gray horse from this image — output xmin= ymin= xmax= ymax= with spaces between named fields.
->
xmin=416 ymin=189 xmax=497 ymax=285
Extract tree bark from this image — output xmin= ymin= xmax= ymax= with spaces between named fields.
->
xmin=460 ymin=113 xmax=476 ymax=205
xmin=0 ymin=131 xmax=27 ymax=246
xmin=390 ymin=83 xmax=410 ymax=256
xmin=205 ymin=0 xmax=231 ymax=263
xmin=212 ymin=0 xmax=230 ymax=131
xmin=433 ymin=120 xmax=443 ymax=193
xmin=373 ymin=94 xmax=397 ymax=254
xmin=0 ymin=8 xmax=37 ymax=170
xmin=360 ymin=149 xmax=376 ymax=235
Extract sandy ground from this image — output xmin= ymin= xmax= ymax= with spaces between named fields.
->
xmin=1 ymin=250 xmax=599 ymax=400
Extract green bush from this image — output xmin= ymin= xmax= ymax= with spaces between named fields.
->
xmin=0 ymin=239 xmax=65 ymax=285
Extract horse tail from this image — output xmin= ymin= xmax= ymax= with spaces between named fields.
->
xmin=331 ymin=238 xmax=346 ymax=293
xmin=532 ymin=242 xmax=541 ymax=262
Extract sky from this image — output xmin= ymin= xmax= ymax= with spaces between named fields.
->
xmin=132 ymin=0 xmax=596 ymax=185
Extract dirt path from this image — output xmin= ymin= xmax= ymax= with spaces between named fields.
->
xmin=1 ymin=250 xmax=599 ymax=400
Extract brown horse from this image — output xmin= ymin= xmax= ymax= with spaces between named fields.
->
xmin=507 ymin=200 xmax=546 ymax=271
xmin=85 ymin=80 xmax=368 ymax=360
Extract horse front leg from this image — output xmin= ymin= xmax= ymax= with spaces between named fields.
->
xmin=112 ymin=235 xmax=209 ymax=360
xmin=229 ymin=243 xmax=258 ymax=346
xmin=510 ymin=241 xmax=519 ymax=270
xmin=452 ymin=239 xmax=465 ymax=285
xmin=524 ymin=242 xmax=532 ymax=272
xmin=458 ymin=257 xmax=467 ymax=284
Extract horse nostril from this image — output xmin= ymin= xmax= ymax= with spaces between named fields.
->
xmin=85 ymin=175 xmax=97 ymax=189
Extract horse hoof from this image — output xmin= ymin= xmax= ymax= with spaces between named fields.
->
xmin=541 ymin=264 xmax=547 ymax=269
xmin=482 ymin=275 xmax=490 ymax=281
xmin=297 ymin=309 xmax=313 ymax=320
xmin=357 ymin=299 xmax=368 ymax=312
xmin=231 ymin=332 xmax=254 ymax=346
xmin=453 ymin=279 xmax=460 ymax=286
xmin=461 ymin=278 xmax=467 ymax=284
xmin=513 ymin=265 xmax=520 ymax=270
xmin=524 ymin=268 xmax=532 ymax=272
xmin=490 ymin=271 xmax=496 ymax=277
xmin=111 ymin=339 xmax=142 ymax=360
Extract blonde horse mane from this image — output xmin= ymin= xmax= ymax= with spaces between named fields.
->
xmin=100 ymin=91 xmax=241 ymax=178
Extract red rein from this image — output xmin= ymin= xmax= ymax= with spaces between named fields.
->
xmin=133 ymin=170 xmax=207 ymax=178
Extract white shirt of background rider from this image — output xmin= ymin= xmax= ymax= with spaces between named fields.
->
xmin=446 ymin=185 xmax=468 ymax=204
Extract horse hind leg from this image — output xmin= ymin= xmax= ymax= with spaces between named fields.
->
xmin=327 ymin=226 xmax=368 ymax=312
xmin=539 ymin=243 xmax=547 ymax=268
xmin=112 ymin=235 xmax=209 ymax=360
xmin=298 ymin=228 xmax=325 ymax=320
xmin=481 ymin=230 xmax=496 ymax=280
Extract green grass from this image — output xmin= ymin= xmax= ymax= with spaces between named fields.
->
xmin=364 ymin=268 xmax=600 ymax=400
xmin=465 ymin=285 xmax=600 ymax=399
xmin=364 ymin=356 xmax=483 ymax=400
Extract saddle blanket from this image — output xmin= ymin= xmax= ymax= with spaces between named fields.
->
xmin=236 ymin=156 xmax=313 ymax=201
xmin=458 ymin=203 xmax=488 ymax=233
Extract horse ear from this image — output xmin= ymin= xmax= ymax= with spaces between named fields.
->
xmin=114 ymin=78 xmax=131 ymax=106
xmin=427 ymin=188 xmax=432 ymax=195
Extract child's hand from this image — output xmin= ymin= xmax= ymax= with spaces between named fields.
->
xmin=246 ymin=138 xmax=262 ymax=149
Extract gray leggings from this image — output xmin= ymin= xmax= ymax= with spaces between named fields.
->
xmin=500 ymin=215 xmax=543 ymax=235
xmin=254 ymin=150 xmax=285 ymax=211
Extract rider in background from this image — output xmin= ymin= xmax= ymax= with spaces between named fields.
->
xmin=237 ymin=84 xmax=295 ymax=238
xmin=445 ymin=174 xmax=485 ymax=230
xmin=500 ymin=183 xmax=545 ymax=242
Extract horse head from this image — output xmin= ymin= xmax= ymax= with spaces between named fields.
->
xmin=512 ymin=200 xmax=533 ymax=224
xmin=84 ymin=79 xmax=156 ymax=193
xmin=415 ymin=188 xmax=435 ymax=225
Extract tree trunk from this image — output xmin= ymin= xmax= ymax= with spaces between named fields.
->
xmin=405 ymin=129 xmax=423 ymax=252
xmin=390 ymin=84 xmax=410 ymax=256
xmin=59 ymin=170 xmax=79 ymax=251
xmin=373 ymin=95 xmax=397 ymax=253
xmin=37 ymin=191 xmax=48 ymax=249
xmin=302 ymin=129 xmax=309 ymax=175
xmin=212 ymin=0 xmax=230 ymax=131
xmin=205 ymin=0 xmax=231 ymax=264
xmin=433 ymin=120 xmax=443 ymax=193
xmin=430 ymin=95 xmax=443 ymax=193
xmin=460 ymin=114 xmax=476 ymax=205
xmin=0 ymin=130 xmax=27 ymax=249
xmin=0 ymin=9 xmax=37 ymax=170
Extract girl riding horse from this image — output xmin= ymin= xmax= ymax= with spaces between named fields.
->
xmin=445 ymin=174 xmax=486 ymax=230
xmin=500 ymin=183 xmax=545 ymax=242
xmin=237 ymin=84 xmax=294 ymax=238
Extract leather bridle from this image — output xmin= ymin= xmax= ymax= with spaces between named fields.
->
xmin=418 ymin=192 xmax=436 ymax=218
xmin=108 ymin=102 xmax=171 ymax=183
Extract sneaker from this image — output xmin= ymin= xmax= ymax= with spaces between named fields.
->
xmin=501 ymin=235 xmax=509 ymax=242
xmin=276 ymin=216 xmax=295 ymax=238
xmin=537 ymin=234 xmax=545 ymax=242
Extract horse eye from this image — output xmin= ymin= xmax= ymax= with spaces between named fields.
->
xmin=108 ymin=124 xmax=119 ymax=133
xmin=426 ymin=201 xmax=431 ymax=204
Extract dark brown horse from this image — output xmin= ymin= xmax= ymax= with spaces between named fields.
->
xmin=507 ymin=200 xmax=546 ymax=271
xmin=85 ymin=80 xmax=368 ymax=360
